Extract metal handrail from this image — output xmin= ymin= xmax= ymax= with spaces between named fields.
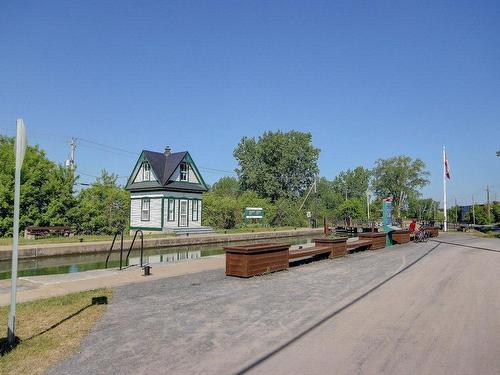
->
xmin=105 ymin=229 xmax=124 ymax=269
xmin=125 ymin=230 xmax=144 ymax=267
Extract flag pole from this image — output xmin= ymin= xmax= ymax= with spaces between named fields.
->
xmin=443 ymin=146 xmax=447 ymax=232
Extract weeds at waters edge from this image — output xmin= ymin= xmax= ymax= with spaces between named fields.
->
xmin=0 ymin=289 xmax=112 ymax=375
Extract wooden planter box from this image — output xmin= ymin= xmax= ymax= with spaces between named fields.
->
xmin=224 ymin=243 xmax=290 ymax=277
xmin=358 ymin=232 xmax=386 ymax=250
xmin=361 ymin=227 xmax=379 ymax=233
xmin=423 ymin=227 xmax=439 ymax=237
xmin=313 ymin=237 xmax=348 ymax=258
xmin=392 ymin=230 xmax=410 ymax=244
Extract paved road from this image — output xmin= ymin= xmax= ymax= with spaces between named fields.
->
xmin=48 ymin=234 xmax=500 ymax=375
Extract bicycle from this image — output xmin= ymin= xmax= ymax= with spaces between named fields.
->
xmin=414 ymin=228 xmax=429 ymax=243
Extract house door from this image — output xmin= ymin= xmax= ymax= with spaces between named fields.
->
xmin=179 ymin=200 xmax=188 ymax=227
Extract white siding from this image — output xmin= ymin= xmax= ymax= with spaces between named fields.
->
xmin=162 ymin=199 xmax=202 ymax=228
xmin=133 ymin=163 xmax=158 ymax=183
xmin=130 ymin=192 xmax=203 ymax=231
xmin=163 ymin=198 xmax=179 ymax=229
xmin=189 ymin=200 xmax=202 ymax=227
xmin=130 ymin=197 xmax=162 ymax=229
xmin=172 ymin=164 xmax=199 ymax=183
xmin=131 ymin=191 xmax=203 ymax=200
xmin=188 ymin=164 xmax=199 ymax=183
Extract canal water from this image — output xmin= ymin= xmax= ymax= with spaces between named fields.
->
xmin=0 ymin=236 xmax=315 ymax=280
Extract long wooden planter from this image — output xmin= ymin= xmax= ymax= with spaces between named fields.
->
xmin=313 ymin=237 xmax=348 ymax=258
xmin=224 ymin=243 xmax=290 ymax=277
xmin=358 ymin=232 xmax=386 ymax=250
xmin=424 ymin=227 xmax=439 ymax=237
xmin=392 ymin=230 xmax=410 ymax=244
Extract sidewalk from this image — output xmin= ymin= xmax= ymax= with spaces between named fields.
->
xmin=0 ymin=255 xmax=225 ymax=306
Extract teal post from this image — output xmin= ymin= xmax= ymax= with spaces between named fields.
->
xmin=382 ymin=198 xmax=393 ymax=246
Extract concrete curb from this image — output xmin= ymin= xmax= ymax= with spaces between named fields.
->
xmin=0 ymin=228 xmax=323 ymax=260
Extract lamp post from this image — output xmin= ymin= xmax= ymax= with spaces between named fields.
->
xmin=7 ymin=119 xmax=26 ymax=347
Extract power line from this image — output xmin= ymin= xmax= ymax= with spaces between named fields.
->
xmin=76 ymin=137 xmax=139 ymax=156
xmin=198 ymin=166 xmax=237 ymax=175
xmin=3 ymin=127 xmax=238 ymax=179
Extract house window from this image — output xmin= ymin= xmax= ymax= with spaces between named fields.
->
xmin=143 ymin=162 xmax=151 ymax=181
xmin=141 ymin=198 xmax=150 ymax=221
xmin=180 ymin=162 xmax=188 ymax=181
xmin=192 ymin=200 xmax=198 ymax=221
xmin=168 ymin=199 xmax=175 ymax=221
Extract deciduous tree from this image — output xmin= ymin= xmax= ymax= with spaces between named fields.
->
xmin=371 ymin=156 xmax=430 ymax=218
xmin=0 ymin=136 xmax=76 ymax=236
xmin=72 ymin=170 xmax=130 ymax=235
xmin=331 ymin=167 xmax=371 ymax=201
xmin=234 ymin=130 xmax=320 ymax=201
xmin=211 ymin=176 xmax=240 ymax=197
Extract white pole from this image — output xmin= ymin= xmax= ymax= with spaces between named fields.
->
xmin=367 ymin=191 xmax=370 ymax=221
xmin=443 ymin=146 xmax=447 ymax=232
xmin=7 ymin=119 xmax=26 ymax=346
xmin=472 ymin=195 xmax=476 ymax=225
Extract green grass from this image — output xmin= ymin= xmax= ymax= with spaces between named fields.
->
xmin=215 ymin=226 xmax=305 ymax=234
xmin=0 ymin=289 xmax=112 ymax=375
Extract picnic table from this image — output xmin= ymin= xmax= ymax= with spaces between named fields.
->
xmin=25 ymin=226 xmax=72 ymax=239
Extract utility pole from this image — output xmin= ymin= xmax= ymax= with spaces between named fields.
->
xmin=486 ymin=185 xmax=491 ymax=223
xmin=66 ymin=137 xmax=77 ymax=170
xmin=442 ymin=146 xmax=448 ymax=231
xmin=455 ymin=198 xmax=458 ymax=224
xmin=472 ymin=195 xmax=476 ymax=225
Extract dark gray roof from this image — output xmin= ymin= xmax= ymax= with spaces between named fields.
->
xmin=126 ymin=150 xmax=208 ymax=193
xmin=164 ymin=181 xmax=207 ymax=193
xmin=142 ymin=150 xmax=187 ymax=185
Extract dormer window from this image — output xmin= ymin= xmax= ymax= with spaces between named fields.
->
xmin=143 ymin=162 xmax=151 ymax=181
xmin=180 ymin=162 xmax=188 ymax=181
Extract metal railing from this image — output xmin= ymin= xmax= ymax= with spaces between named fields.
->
xmin=125 ymin=230 xmax=144 ymax=267
xmin=105 ymin=229 xmax=124 ymax=269
xmin=105 ymin=229 xmax=145 ymax=270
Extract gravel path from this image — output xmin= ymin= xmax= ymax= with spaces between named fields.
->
xmin=47 ymin=234 xmax=500 ymax=375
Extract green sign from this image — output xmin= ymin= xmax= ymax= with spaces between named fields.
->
xmin=244 ymin=207 xmax=264 ymax=219
xmin=383 ymin=198 xmax=393 ymax=246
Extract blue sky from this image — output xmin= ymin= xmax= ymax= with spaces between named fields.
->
xmin=1 ymin=1 xmax=499 ymax=206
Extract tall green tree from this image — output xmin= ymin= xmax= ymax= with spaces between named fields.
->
xmin=0 ymin=136 xmax=76 ymax=236
xmin=202 ymin=193 xmax=242 ymax=229
xmin=211 ymin=176 xmax=241 ymax=197
xmin=331 ymin=166 xmax=371 ymax=200
xmin=334 ymin=198 xmax=365 ymax=225
xmin=466 ymin=204 xmax=489 ymax=225
xmin=272 ymin=197 xmax=306 ymax=227
xmin=492 ymin=202 xmax=500 ymax=223
xmin=407 ymin=197 xmax=440 ymax=221
xmin=72 ymin=170 xmax=130 ymax=235
xmin=234 ymin=130 xmax=320 ymax=201
xmin=371 ymin=156 xmax=430 ymax=218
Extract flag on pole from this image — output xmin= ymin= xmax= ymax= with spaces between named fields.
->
xmin=444 ymin=151 xmax=451 ymax=179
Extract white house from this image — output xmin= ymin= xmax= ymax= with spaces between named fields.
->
xmin=125 ymin=147 xmax=210 ymax=234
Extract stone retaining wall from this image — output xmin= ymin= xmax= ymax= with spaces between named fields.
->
xmin=0 ymin=228 xmax=323 ymax=261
